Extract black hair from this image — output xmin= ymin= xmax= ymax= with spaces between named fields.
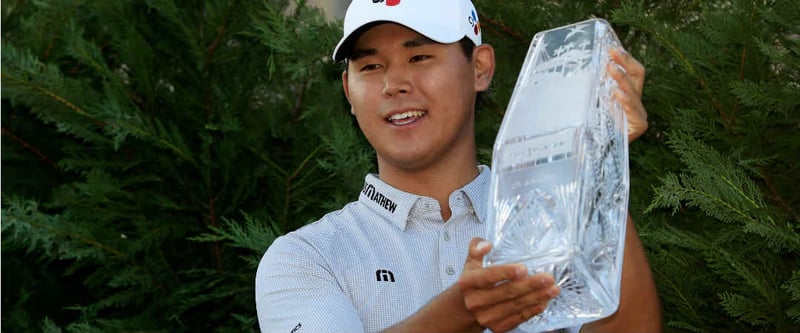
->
xmin=457 ymin=37 xmax=475 ymax=62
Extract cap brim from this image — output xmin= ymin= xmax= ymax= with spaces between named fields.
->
xmin=332 ymin=22 xmax=467 ymax=63
xmin=332 ymin=21 xmax=387 ymax=63
xmin=332 ymin=0 xmax=481 ymax=63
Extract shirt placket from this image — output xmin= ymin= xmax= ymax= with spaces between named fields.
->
xmin=439 ymin=192 xmax=471 ymax=288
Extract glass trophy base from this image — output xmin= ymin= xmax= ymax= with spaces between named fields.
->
xmin=484 ymin=18 xmax=629 ymax=333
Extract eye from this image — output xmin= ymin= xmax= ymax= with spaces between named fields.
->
xmin=359 ymin=63 xmax=382 ymax=72
xmin=410 ymin=54 xmax=431 ymax=63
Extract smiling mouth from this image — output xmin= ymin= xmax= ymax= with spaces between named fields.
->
xmin=387 ymin=110 xmax=426 ymax=125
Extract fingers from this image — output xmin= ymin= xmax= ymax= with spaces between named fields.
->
xmin=464 ymin=273 xmax=560 ymax=333
xmin=458 ymin=239 xmax=562 ymax=332
xmin=464 ymin=273 xmax=556 ymax=310
xmin=464 ymin=238 xmax=492 ymax=271
xmin=462 ymin=238 xmax=528 ymax=290
xmin=463 ymin=238 xmax=528 ymax=286
xmin=608 ymin=47 xmax=649 ymax=142
xmin=609 ymin=47 xmax=645 ymax=95
xmin=613 ymin=87 xmax=648 ymax=142
xmin=488 ymin=295 xmax=552 ymax=333
xmin=467 ymin=238 xmax=492 ymax=261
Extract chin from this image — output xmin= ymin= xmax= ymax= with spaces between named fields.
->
xmin=379 ymin=152 xmax=433 ymax=170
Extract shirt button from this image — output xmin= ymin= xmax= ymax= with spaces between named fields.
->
xmin=446 ymin=265 xmax=456 ymax=275
xmin=443 ymin=231 xmax=450 ymax=241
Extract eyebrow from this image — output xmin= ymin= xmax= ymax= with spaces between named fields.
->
xmin=349 ymin=36 xmax=438 ymax=61
xmin=403 ymin=36 xmax=437 ymax=48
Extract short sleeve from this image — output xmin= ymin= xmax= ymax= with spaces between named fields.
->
xmin=256 ymin=234 xmax=365 ymax=333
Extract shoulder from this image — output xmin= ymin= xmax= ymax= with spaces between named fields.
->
xmin=293 ymin=200 xmax=371 ymax=242
xmin=256 ymin=199 xmax=389 ymax=289
xmin=263 ymin=200 xmax=376 ymax=261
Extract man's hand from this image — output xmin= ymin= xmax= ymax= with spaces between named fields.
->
xmin=609 ymin=48 xmax=648 ymax=143
xmin=457 ymin=238 xmax=560 ymax=333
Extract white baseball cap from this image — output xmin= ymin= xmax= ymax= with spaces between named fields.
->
xmin=332 ymin=0 xmax=483 ymax=62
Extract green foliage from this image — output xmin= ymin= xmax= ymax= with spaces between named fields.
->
xmin=612 ymin=0 xmax=800 ymax=331
xmin=2 ymin=0 xmax=367 ymax=331
xmin=2 ymin=0 xmax=798 ymax=332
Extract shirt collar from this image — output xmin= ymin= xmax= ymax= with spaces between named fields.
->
xmin=462 ymin=165 xmax=490 ymax=224
xmin=357 ymin=165 xmax=491 ymax=230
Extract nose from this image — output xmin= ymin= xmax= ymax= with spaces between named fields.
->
xmin=382 ymin=66 xmax=412 ymax=97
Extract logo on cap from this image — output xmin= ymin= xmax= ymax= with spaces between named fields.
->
xmin=372 ymin=0 xmax=400 ymax=6
xmin=468 ymin=10 xmax=480 ymax=35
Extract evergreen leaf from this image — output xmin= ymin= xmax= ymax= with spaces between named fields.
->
xmin=41 ymin=317 xmax=64 ymax=333
xmin=719 ymin=292 xmax=771 ymax=327
xmin=2 ymin=196 xmax=60 ymax=257
xmin=190 ymin=213 xmax=282 ymax=255
xmin=784 ymin=270 xmax=800 ymax=323
xmin=664 ymin=321 xmax=704 ymax=333
xmin=650 ymin=131 xmax=771 ymax=225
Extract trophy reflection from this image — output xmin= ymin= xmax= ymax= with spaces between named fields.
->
xmin=484 ymin=19 xmax=630 ymax=332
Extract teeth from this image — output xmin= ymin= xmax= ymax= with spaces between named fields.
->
xmin=388 ymin=110 xmax=426 ymax=121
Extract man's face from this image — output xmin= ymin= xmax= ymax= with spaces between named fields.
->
xmin=342 ymin=23 xmax=493 ymax=173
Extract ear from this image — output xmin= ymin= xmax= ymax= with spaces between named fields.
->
xmin=342 ymin=70 xmax=355 ymax=115
xmin=472 ymin=44 xmax=495 ymax=92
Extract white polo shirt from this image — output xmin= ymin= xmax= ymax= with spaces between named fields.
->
xmin=256 ymin=166 xmax=579 ymax=333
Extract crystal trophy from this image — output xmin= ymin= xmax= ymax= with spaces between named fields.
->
xmin=483 ymin=18 xmax=629 ymax=332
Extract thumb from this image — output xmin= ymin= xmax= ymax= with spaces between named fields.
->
xmin=464 ymin=237 xmax=492 ymax=271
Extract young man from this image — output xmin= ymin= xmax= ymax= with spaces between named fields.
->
xmin=256 ymin=0 xmax=661 ymax=332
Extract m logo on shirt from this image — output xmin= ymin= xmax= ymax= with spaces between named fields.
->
xmin=376 ymin=269 xmax=395 ymax=282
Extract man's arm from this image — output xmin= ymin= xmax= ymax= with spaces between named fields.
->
xmin=379 ymin=283 xmax=484 ymax=333
xmin=256 ymin=235 xmax=366 ymax=333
